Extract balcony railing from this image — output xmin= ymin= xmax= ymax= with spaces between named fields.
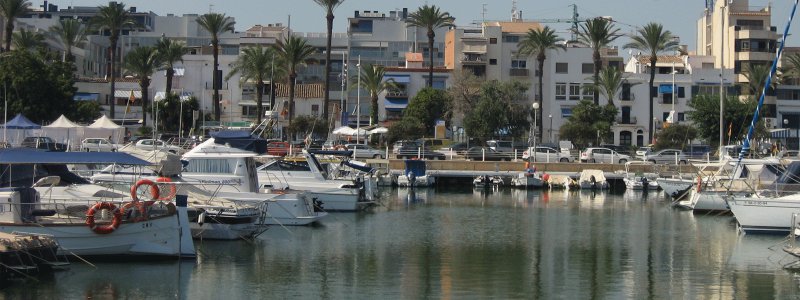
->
xmin=385 ymin=90 xmax=408 ymax=98
xmin=460 ymin=55 xmax=487 ymax=64
xmin=615 ymin=116 xmax=638 ymax=124
xmin=509 ymin=69 xmax=529 ymax=77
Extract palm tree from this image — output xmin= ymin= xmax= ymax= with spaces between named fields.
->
xmin=274 ymin=35 xmax=316 ymax=136
xmin=577 ymin=17 xmax=621 ymax=105
xmin=357 ymin=64 xmax=397 ymax=125
xmin=92 ymin=2 xmax=136 ymax=119
xmin=226 ymin=45 xmax=282 ymax=125
xmin=406 ymin=5 xmax=454 ymax=87
xmin=196 ymin=13 xmax=235 ymax=121
xmin=48 ymin=18 xmax=87 ymax=62
xmin=313 ymin=0 xmax=345 ymax=137
xmin=154 ymin=37 xmax=189 ymax=95
xmin=0 ymin=0 xmax=30 ymax=52
xmin=742 ymin=63 xmax=773 ymax=96
xmin=623 ymin=22 xmax=678 ymax=142
xmin=518 ymin=26 xmax=565 ymax=139
xmin=586 ymin=67 xmax=628 ymax=107
xmin=11 ymin=28 xmax=43 ymax=51
xmin=122 ymin=46 xmax=160 ymax=127
xmin=784 ymin=53 xmax=800 ymax=85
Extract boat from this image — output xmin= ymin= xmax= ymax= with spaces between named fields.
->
xmin=397 ymin=160 xmax=435 ymax=187
xmin=578 ymin=170 xmax=608 ymax=190
xmin=674 ymin=159 xmax=784 ymax=212
xmin=621 ymin=161 xmax=659 ymax=190
xmin=545 ymin=174 xmax=576 ymax=189
xmin=473 ymin=175 xmax=504 ymax=188
xmin=184 ymin=190 xmax=266 ymax=240
xmin=509 ymin=162 xmax=545 ymax=188
xmin=0 ymin=149 xmax=196 ymax=258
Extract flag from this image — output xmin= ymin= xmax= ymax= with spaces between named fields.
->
xmin=727 ymin=122 xmax=733 ymax=137
xmin=126 ymin=90 xmax=135 ymax=113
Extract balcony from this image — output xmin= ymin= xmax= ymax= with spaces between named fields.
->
xmin=460 ymin=54 xmax=487 ymax=64
xmin=385 ymin=90 xmax=408 ymax=98
xmin=619 ymin=93 xmax=635 ymax=102
xmin=616 ymin=116 xmax=638 ymax=125
xmin=509 ymin=69 xmax=529 ymax=77
xmin=659 ymin=94 xmax=675 ymax=104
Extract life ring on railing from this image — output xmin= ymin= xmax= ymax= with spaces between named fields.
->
xmin=155 ymin=177 xmax=177 ymax=201
xmin=696 ymin=176 xmax=702 ymax=192
xmin=130 ymin=179 xmax=160 ymax=202
xmin=85 ymin=202 xmax=122 ymax=234
xmin=121 ymin=201 xmax=148 ymax=222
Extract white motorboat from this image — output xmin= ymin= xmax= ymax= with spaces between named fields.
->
xmin=185 ymin=196 xmax=266 ymax=240
xmin=510 ymin=172 xmax=544 ymax=188
xmin=656 ymin=177 xmax=694 ymax=198
xmin=728 ymin=193 xmax=800 ymax=234
xmin=397 ymin=160 xmax=435 ymax=187
xmin=578 ymin=170 xmax=608 ymax=190
xmin=0 ymin=150 xmax=195 ymax=258
xmin=674 ymin=160 xmax=785 ymax=212
xmin=473 ymin=175 xmax=504 ymax=188
xmin=621 ymin=161 xmax=659 ymax=190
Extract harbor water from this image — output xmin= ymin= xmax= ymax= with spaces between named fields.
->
xmin=5 ymin=187 xmax=800 ymax=299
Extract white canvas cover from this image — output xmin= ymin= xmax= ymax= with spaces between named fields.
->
xmin=85 ymin=115 xmax=124 ymax=143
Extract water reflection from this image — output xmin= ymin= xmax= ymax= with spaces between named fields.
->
xmin=3 ymin=188 xmax=800 ymax=298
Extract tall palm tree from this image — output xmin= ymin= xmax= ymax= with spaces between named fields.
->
xmin=154 ymin=37 xmax=189 ymax=95
xmin=48 ymin=18 xmax=87 ymax=62
xmin=226 ymin=45 xmax=283 ymax=126
xmin=92 ymin=2 xmax=136 ymax=119
xmin=406 ymin=4 xmax=454 ymax=87
xmin=196 ymin=13 xmax=235 ymax=121
xmin=784 ymin=53 xmax=800 ymax=85
xmin=577 ymin=17 xmax=621 ymax=105
xmin=11 ymin=28 xmax=43 ymax=51
xmin=518 ymin=26 xmax=565 ymax=139
xmin=742 ymin=63 xmax=773 ymax=96
xmin=623 ymin=22 xmax=678 ymax=142
xmin=0 ymin=0 xmax=30 ymax=52
xmin=357 ymin=64 xmax=397 ymax=125
xmin=274 ymin=35 xmax=316 ymax=135
xmin=313 ymin=0 xmax=345 ymax=137
xmin=122 ymin=46 xmax=160 ymax=127
xmin=586 ymin=67 xmax=628 ymax=107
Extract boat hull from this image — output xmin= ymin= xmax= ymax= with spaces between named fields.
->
xmin=728 ymin=194 xmax=800 ymax=234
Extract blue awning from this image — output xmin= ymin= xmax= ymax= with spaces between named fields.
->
xmin=73 ymin=92 xmax=100 ymax=101
xmin=385 ymin=107 xmax=405 ymax=112
xmin=772 ymin=128 xmax=790 ymax=138
xmin=659 ymin=84 xmax=675 ymax=94
xmin=384 ymin=75 xmax=410 ymax=83
xmin=384 ymin=99 xmax=408 ymax=109
xmin=0 ymin=149 xmax=152 ymax=165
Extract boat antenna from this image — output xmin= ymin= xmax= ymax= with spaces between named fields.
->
xmin=730 ymin=0 xmax=799 ymax=190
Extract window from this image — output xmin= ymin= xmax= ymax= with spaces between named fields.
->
xmin=489 ymin=59 xmax=497 ymax=65
xmin=581 ymin=63 xmax=594 ymax=74
xmin=678 ymin=87 xmax=685 ymax=98
xmin=555 ymin=63 xmax=568 ymax=73
xmin=502 ymin=35 xmax=519 ymax=43
xmin=511 ymin=60 xmax=527 ymax=69
xmin=582 ymin=84 xmax=593 ymax=100
xmin=663 ymin=112 xmax=670 ymax=121
xmin=489 ymin=38 xmax=497 ymax=44
xmin=311 ymin=104 xmax=320 ymax=115
xmin=555 ymin=83 xmax=567 ymax=100
xmin=568 ymin=83 xmax=581 ymax=101
xmin=185 ymin=158 xmax=233 ymax=174
xmin=678 ymin=113 xmax=685 ymax=122
xmin=242 ymin=106 xmax=258 ymax=117
xmin=621 ymin=83 xmax=631 ymax=100
xmin=620 ymin=131 xmax=632 ymax=146
xmin=561 ymin=107 xmax=573 ymax=118
xmin=741 ymin=40 xmax=750 ymax=51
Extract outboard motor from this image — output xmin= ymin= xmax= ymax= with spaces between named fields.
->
xmin=589 ymin=175 xmax=597 ymax=189
xmin=641 ymin=177 xmax=649 ymax=190
xmin=408 ymin=171 xmax=417 ymax=188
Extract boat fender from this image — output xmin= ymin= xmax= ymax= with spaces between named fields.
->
xmin=155 ymin=177 xmax=177 ymax=201
xmin=131 ymin=179 xmax=161 ymax=202
xmin=198 ymin=211 xmax=206 ymax=227
xmin=121 ymin=201 xmax=148 ymax=222
xmin=85 ymin=202 xmax=123 ymax=234
xmin=696 ymin=176 xmax=702 ymax=192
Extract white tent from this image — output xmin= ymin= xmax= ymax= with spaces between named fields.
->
xmin=85 ymin=115 xmax=124 ymax=143
xmin=333 ymin=126 xmax=355 ymax=135
xmin=43 ymin=115 xmax=84 ymax=150
xmin=369 ymin=127 xmax=388 ymax=134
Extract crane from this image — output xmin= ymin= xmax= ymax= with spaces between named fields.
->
xmin=527 ymin=4 xmax=581 ymax=41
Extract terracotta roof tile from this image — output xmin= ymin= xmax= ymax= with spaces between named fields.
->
xmin=275 ymin=83 xmax=324 ymax=98
xmin=635 ymin=55 xmax=682 ymax=65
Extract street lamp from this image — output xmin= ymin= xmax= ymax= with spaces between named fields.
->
xmin=670 ymin=62 xmax=677 ymax=124
xmin=548 ymin=114 xmax=553 ymax=143
xmin=652 ymin=117 xmax=658 ymax=144
xmin=356 ymin=55 xmax=361 ymax=144
xmin=531 ymin=102 xmax=539 ymax=161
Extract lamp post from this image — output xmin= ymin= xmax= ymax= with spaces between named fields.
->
xmin=356 ymin=55 xmax=361 ymax=144
xmin=652 ymin=117 xmax=658 ymax=144
xmin=531 ymin=102 xmax=539 ymax=161
xmin=548 ymin=114 xmax=553 ymax=143
xmin=671 ymin=62 xmax=677 ymax=124
xmin=340 ymin=52 xmax=347 ymax=127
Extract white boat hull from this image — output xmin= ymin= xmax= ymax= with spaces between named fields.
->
xmin=728 ymin=194 xmax=800 ymax=234
xmin=676 ymin=189 xmax=748 ymax=212
xmin=397 ymin=175 xmax=435 ymax=187
xmin=305 ymin=189 xmax=361 ymax=212
xmin=510 ymin=174 xmax=543 ymax=188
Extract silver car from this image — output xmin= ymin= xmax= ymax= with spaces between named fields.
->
xmin=522 ymin=146 xmax=572 ymax=162
xmin=580 ymin=147 xmax=630 ymax=164
xmin=644 ymin=149 xmax=688 ymax=165
xmin=346 ymin=144 xmax=385 ymax=159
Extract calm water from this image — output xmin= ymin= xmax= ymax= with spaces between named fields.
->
xmin=5 ymin=188 xmax=800 ymax=299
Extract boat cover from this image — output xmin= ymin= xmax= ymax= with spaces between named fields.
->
xmin=0 ymin=148 xmax=151 ymax=165
xmin=212 ymin=130 xmax=268 ymax=154
xmin=404 ymin=160 xmax=426 ymax=177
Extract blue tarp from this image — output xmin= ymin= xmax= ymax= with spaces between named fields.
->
xmin=659 ymin=84 xmax=675 ymax=94
xmin=0 ymin=148 xmax=152 ymax=165
xmin=404 ymin=160 xmax=426 ymax=176
xmin=211 ymin=130 xmax=267 ymax=154
xmin=2 ymin=114 xmax=40 ymax=129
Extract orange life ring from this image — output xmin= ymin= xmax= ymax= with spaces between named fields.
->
xmin=121 ymin=201 xmax=148 ymax=222
xmin=85 ymin=202 xmax=122 ymax=234
xmin=696 ymin=176 xmax=702 ymax=192
xmin=131 ymin=179 xmax=160 ymax=202
xmin=155 ymin=177 xmax=177 ymax=201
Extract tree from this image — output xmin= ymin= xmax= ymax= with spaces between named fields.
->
xmin=357 ymin=64 xmax=396 ymax=125
xmin=623 ymin=22 xmax=679 ymax=143
xmin=559 ymin=100 xmax=618 ymax=147
xmin=274 ymin=35 xmax=316 ymax=136
xmin=0 ymin=51 xmax=76 ymax=123
xmin=583 ymin=67 xmax=628 ymax=107
xmin=406 ymin=5 xmax=454 ymax=87
xmin=227 ymin=45 xmax=281 ymax=126
xmin=654 ymin=124 xmax=697 ymax=150
xmin=288 ymin=115 xmax=329 ymax=138
xmin=154 ymin=37 xmax=189 ymax=96
xmin=741 ymin=63 xmax=773 ymax=96
xmin=72 ymin=101 xmax=102 ymax=124
xmin=122 ymin=46 xmax=159 ymax=127
xmin=313 ymin=0 xmax=345 ymax=138
xmin=92 ymin=2 xmax=136 ymax=119
xmin=403 ymin=87 xmax=450 ymax=135
xmin=687 ymin=94 xmax=756 ymax=147
xmin=155 ymin=94 xmax=198 ymax=133
xmin=576 ymin=17 xmax=620 ymax=105
xmin=0 ymin=0 xmax=30 ymax=52
xmin=518 ymin=26 xmax=565 ymax=138
xmin=11 ymin=28 xmax=44 ymax=51
xmin=462 ymin=81 xmax=530 ymax=141
xmin=196 ymin=13 xmax=235 ymax=121
xmin=387 ymin=117 xmax=425 ymax=143
xmin=785 ymin=53 xmax=800 ymax=81
xmin=446 ymin=69 xmax=481 ymax=117
xmin=49 ymin=19 xmax=88 ymax=62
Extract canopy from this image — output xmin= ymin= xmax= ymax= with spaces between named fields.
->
xmin=0 ymin=148 xmax=151 ymax=165
xmin=44 ymin=115 xmax=82 ymax=128
xmin=332 ymin=126 xmax=355 ymax=135
xmin=369 ymin=127 xmax=388 ymax=134
xmin=88 ymin=115 xmax=122 ymax=129
xmin=2 ymin=114 xmax=40 ymax=129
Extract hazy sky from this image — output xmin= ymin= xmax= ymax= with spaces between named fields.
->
xmin=52 ymin=0 xmax=800 ymax=51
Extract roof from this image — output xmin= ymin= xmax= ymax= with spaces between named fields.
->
xmin=405 ymin=52 xmax=423 ymax=62
xmin=275 ymin=83 xmax=324 ymax=98
xmin=635 ymin=55 xmax=683 ymax=65
xmin=0 ymin=148 xmax=152 ymax=165
xmin=484 ymin=21 xmax=541 ymax=33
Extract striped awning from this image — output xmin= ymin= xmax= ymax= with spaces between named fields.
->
xmin=114 ymin=90 xmax=141 ymax=98
xmin=772 ymin=128 xmax=790 ymax=138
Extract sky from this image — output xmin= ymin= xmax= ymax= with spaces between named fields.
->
xmin=51 ymin=0 xmax=800 ymax=51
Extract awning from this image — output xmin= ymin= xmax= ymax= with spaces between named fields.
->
xmin=384 ymin=99 xmax=407 ymax=109
xmin=164 ymin=67 xmax=185 ymax=77
xmin=659 ymin=84 xmax=675 ymax=94
xmin=771 ymin=128 xmax=790 ymax=138
xmin=238 ymin=100 xmax=257 ymax=106
xmin=73 ymin=92 xmax=99 ymax=101
xmin=114 ymin=90 xmax=141 ymax=98
xmin=384 ymin=75 xmax=410 ymax=83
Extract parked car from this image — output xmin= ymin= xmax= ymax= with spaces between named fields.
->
xmin=80 ymin=138 xmax=119 ymax=152
xmin=437 ymin=142 xmax=470 ymax=155
xmin=396 ymin=145 xmax=445 ymax=160
xmin=322 ymin=140 xmax=346 ymax=150
xmin=20 ymin=136 xmax=66 ymax=151
xmin=683 ymin=144 xmax=711 ymax=159
xmin=645 ymin=149 xmax=688 ymax=165
xmin=345 ymin=144 xmax=385 ymax=159
xmin=636 ymin=146 xmax=654 ymax=159
xmin=580 ymin=147 xmax=630 ymax=164
xmin=464 ymin=147 xmax=513 ymax=161
xmin=392 ymin=140 xmax=420 ymax=155
xmin=522 ymin=146 xmax=572 ymax=162
xmin=485 ymin=140 xmax=514 ymax=153
xmin=266 ymin=141 xmax=291 ymax=156
xmin=600 ymin=144 xmax=632 ymax=155
xmin=134 ymin=139 xmax=184 ymax=153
